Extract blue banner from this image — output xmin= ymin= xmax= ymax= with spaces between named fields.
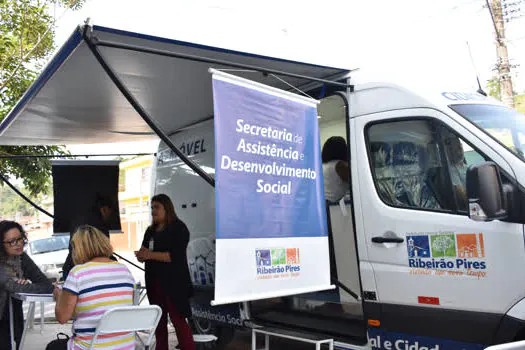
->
xmin=211 ymin=70 xmax=332 ymax=305
xmin=213 ymin=76 xmax=327 ymax=240
xmin=368 ymin=329 xmax=485 ymax=350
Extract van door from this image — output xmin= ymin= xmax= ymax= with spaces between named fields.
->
xmin=353 ymin=108 xmax=525 ymax=348
xmin=249 ymin=92 xmax=368 ymax=344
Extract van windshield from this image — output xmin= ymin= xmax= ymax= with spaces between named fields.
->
xmin=30 ymin=236 xmax=69 ymax=254
xmin=449 ymin=104 xmax=525 ymax=161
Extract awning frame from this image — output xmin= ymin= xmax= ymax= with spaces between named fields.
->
xmin=83 ymin=25 xmax=215 ymax=186
xmin=0 ymin=23 xmax=358 ymax=299
xmin=82 ymin=24 xmax=353 ymax=188
xmin=1 ymin=22 xmax=352 ymax=188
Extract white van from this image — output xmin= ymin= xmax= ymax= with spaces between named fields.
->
xmin=154 ymin=78 xmax=525 ymax=350
xmin=2 ymin=23 xmax=525 ymax=350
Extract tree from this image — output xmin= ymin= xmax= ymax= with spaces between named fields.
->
xmin=0 ymin=0 xmax=84 ymax=196
xmin=0 ymin=181 xmax=50 ymax=218
xmin=487 ymin=76 xmax=501 ymax=100
xmin=487 ymin=76 xmax=525 ymax=114
xmin=432 ymin=235 xmax=455 ymax=257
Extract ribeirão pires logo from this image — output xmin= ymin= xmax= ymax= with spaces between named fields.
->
xmin=407 ymin=233 xmax=487 ymax=275
xmin=255 ymin=248 xmax=301 ymax=279
xmin=430 ymin=234 xmax=456 ymax=258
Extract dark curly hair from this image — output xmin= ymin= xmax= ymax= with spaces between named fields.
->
xmin=322 ymin=136 xmax=348 ymax=163
xmin=0 ymin=221 xmax=27 ymax=262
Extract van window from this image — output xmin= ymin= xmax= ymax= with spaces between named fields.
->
xmin=368 ymin=120 xmax=448 ymax=210
xmin=367 ymin=119 xmax=489 ymax=213
xmin=450 ymin=104 xmax=525 ymax=161
xmin=440 ymin=126 xmax=486 ymax=212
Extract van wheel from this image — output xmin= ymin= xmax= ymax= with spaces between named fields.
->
xmin=191 ymin=318 xmax=235 ymax=349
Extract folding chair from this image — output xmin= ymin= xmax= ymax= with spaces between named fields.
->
xmin=133 ymin=282 xmax=148 ymax=305
xmin=88 ymin=305 xmax=162 ymax=350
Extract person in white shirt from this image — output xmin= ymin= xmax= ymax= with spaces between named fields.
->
xmin=322 ymin=136 xmax=349 ymax=203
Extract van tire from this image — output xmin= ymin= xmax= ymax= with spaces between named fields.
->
xmin=190 ymin=318 xmax=235 ymax=349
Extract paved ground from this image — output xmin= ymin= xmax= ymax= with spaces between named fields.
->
xmin=22 ymin=254 xmax=308 ymax=349
xmin=22 ymin=321 xmax=176 ymax=349
xmin=22 ymin=321 xmax=309 ymax=350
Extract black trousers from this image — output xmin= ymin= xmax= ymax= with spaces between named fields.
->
xmin=0 ymin=299 xmax=23 ymax=350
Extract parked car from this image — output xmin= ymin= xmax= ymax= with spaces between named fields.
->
xmin=25 ymin=236 xmax=69 ymax=282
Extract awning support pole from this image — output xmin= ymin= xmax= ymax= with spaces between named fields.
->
xmin=0 ymin=173 xmax=54 ymax=218
xmin=82 ymin=27 xmax=215 ymax=187
xmin=0 ymin=172 xmax=145 ymax=271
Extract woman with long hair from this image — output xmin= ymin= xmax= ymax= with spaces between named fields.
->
xmin=135 ymin=194 xmax=195 ymax=350
xmin=0 ymin=221 xmax=53 ymax=349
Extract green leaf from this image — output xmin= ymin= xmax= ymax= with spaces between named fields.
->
xmin=0 ymin=0 xmax=84 ymax=196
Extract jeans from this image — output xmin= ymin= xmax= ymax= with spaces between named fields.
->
xmin=147 ymin=279 xmax=196 ymax=350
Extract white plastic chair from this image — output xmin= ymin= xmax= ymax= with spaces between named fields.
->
xmin=88 ymin=305 xmax=162 ymax=350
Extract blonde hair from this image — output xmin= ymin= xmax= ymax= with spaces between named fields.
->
xmin=71 ymin=225 xmax=113 ymax=265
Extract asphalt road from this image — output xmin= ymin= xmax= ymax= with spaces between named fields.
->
xmin=23 ymin=302 xmax=307 ymax=350
xmin=222 ymin=329 xmax=319 ymax=350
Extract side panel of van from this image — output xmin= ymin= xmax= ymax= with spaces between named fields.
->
xmin=354 ymin=107 xmax=525 ymax=348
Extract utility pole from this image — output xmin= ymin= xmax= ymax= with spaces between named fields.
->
xmin=486 ymin=0 xmax=515 ymax=108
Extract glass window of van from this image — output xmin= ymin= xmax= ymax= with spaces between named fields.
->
xmin=368 ymin=119 xmax=490 ymax=213
xmin=450 ymin=104 xmax=525 ymax=161
xmin=368 ymin=120 xmax=448 ymax=210
xmin=440 ymin=126 xmax=486 ymax=212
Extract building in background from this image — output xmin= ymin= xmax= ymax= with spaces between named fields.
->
xmin=111 ymin=155 xmax=153 ymax=252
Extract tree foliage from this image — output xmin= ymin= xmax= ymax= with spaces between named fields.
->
xmin=515 ymin=94 xmax=525 ymax=114
xmin=0 ymin=180 xmax=49 ymax=218
xmin=487 ymin=76 xmax=501 ymax=101
xmin=0 ymin=145 xmax=64 ymax=195
xmin=0 ymin=0 xmax=84 ymax=196
xmin=487 ymin=76 xmax=525 ymax=114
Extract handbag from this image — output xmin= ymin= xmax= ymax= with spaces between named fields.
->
xmin=45 ymin=332 xmax=70 ymax=350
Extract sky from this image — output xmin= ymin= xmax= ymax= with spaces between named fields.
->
xmin=46 ymin=0 xmax=524 ymax=155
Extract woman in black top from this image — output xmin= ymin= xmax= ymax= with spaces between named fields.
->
xmin=0 ymin=221 xmax=53 ymax=349
xmin=135 ymin=194 xmax=195 ymax=350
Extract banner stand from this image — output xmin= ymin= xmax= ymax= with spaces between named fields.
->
xmin=210 ymin=69 xmax=332 ymax=306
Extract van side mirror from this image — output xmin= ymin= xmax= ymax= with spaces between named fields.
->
xmin=466 ymin=162 xmax=507 ymax=221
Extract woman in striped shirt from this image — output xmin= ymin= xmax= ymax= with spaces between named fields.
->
xmin=53 ymin=225 xmax=136 ymax=350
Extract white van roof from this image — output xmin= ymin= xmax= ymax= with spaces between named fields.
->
xmin=0 ymin=24 xmax=350 ymax=146
xmin=349 ymin=71 xmax=505 ymax=118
